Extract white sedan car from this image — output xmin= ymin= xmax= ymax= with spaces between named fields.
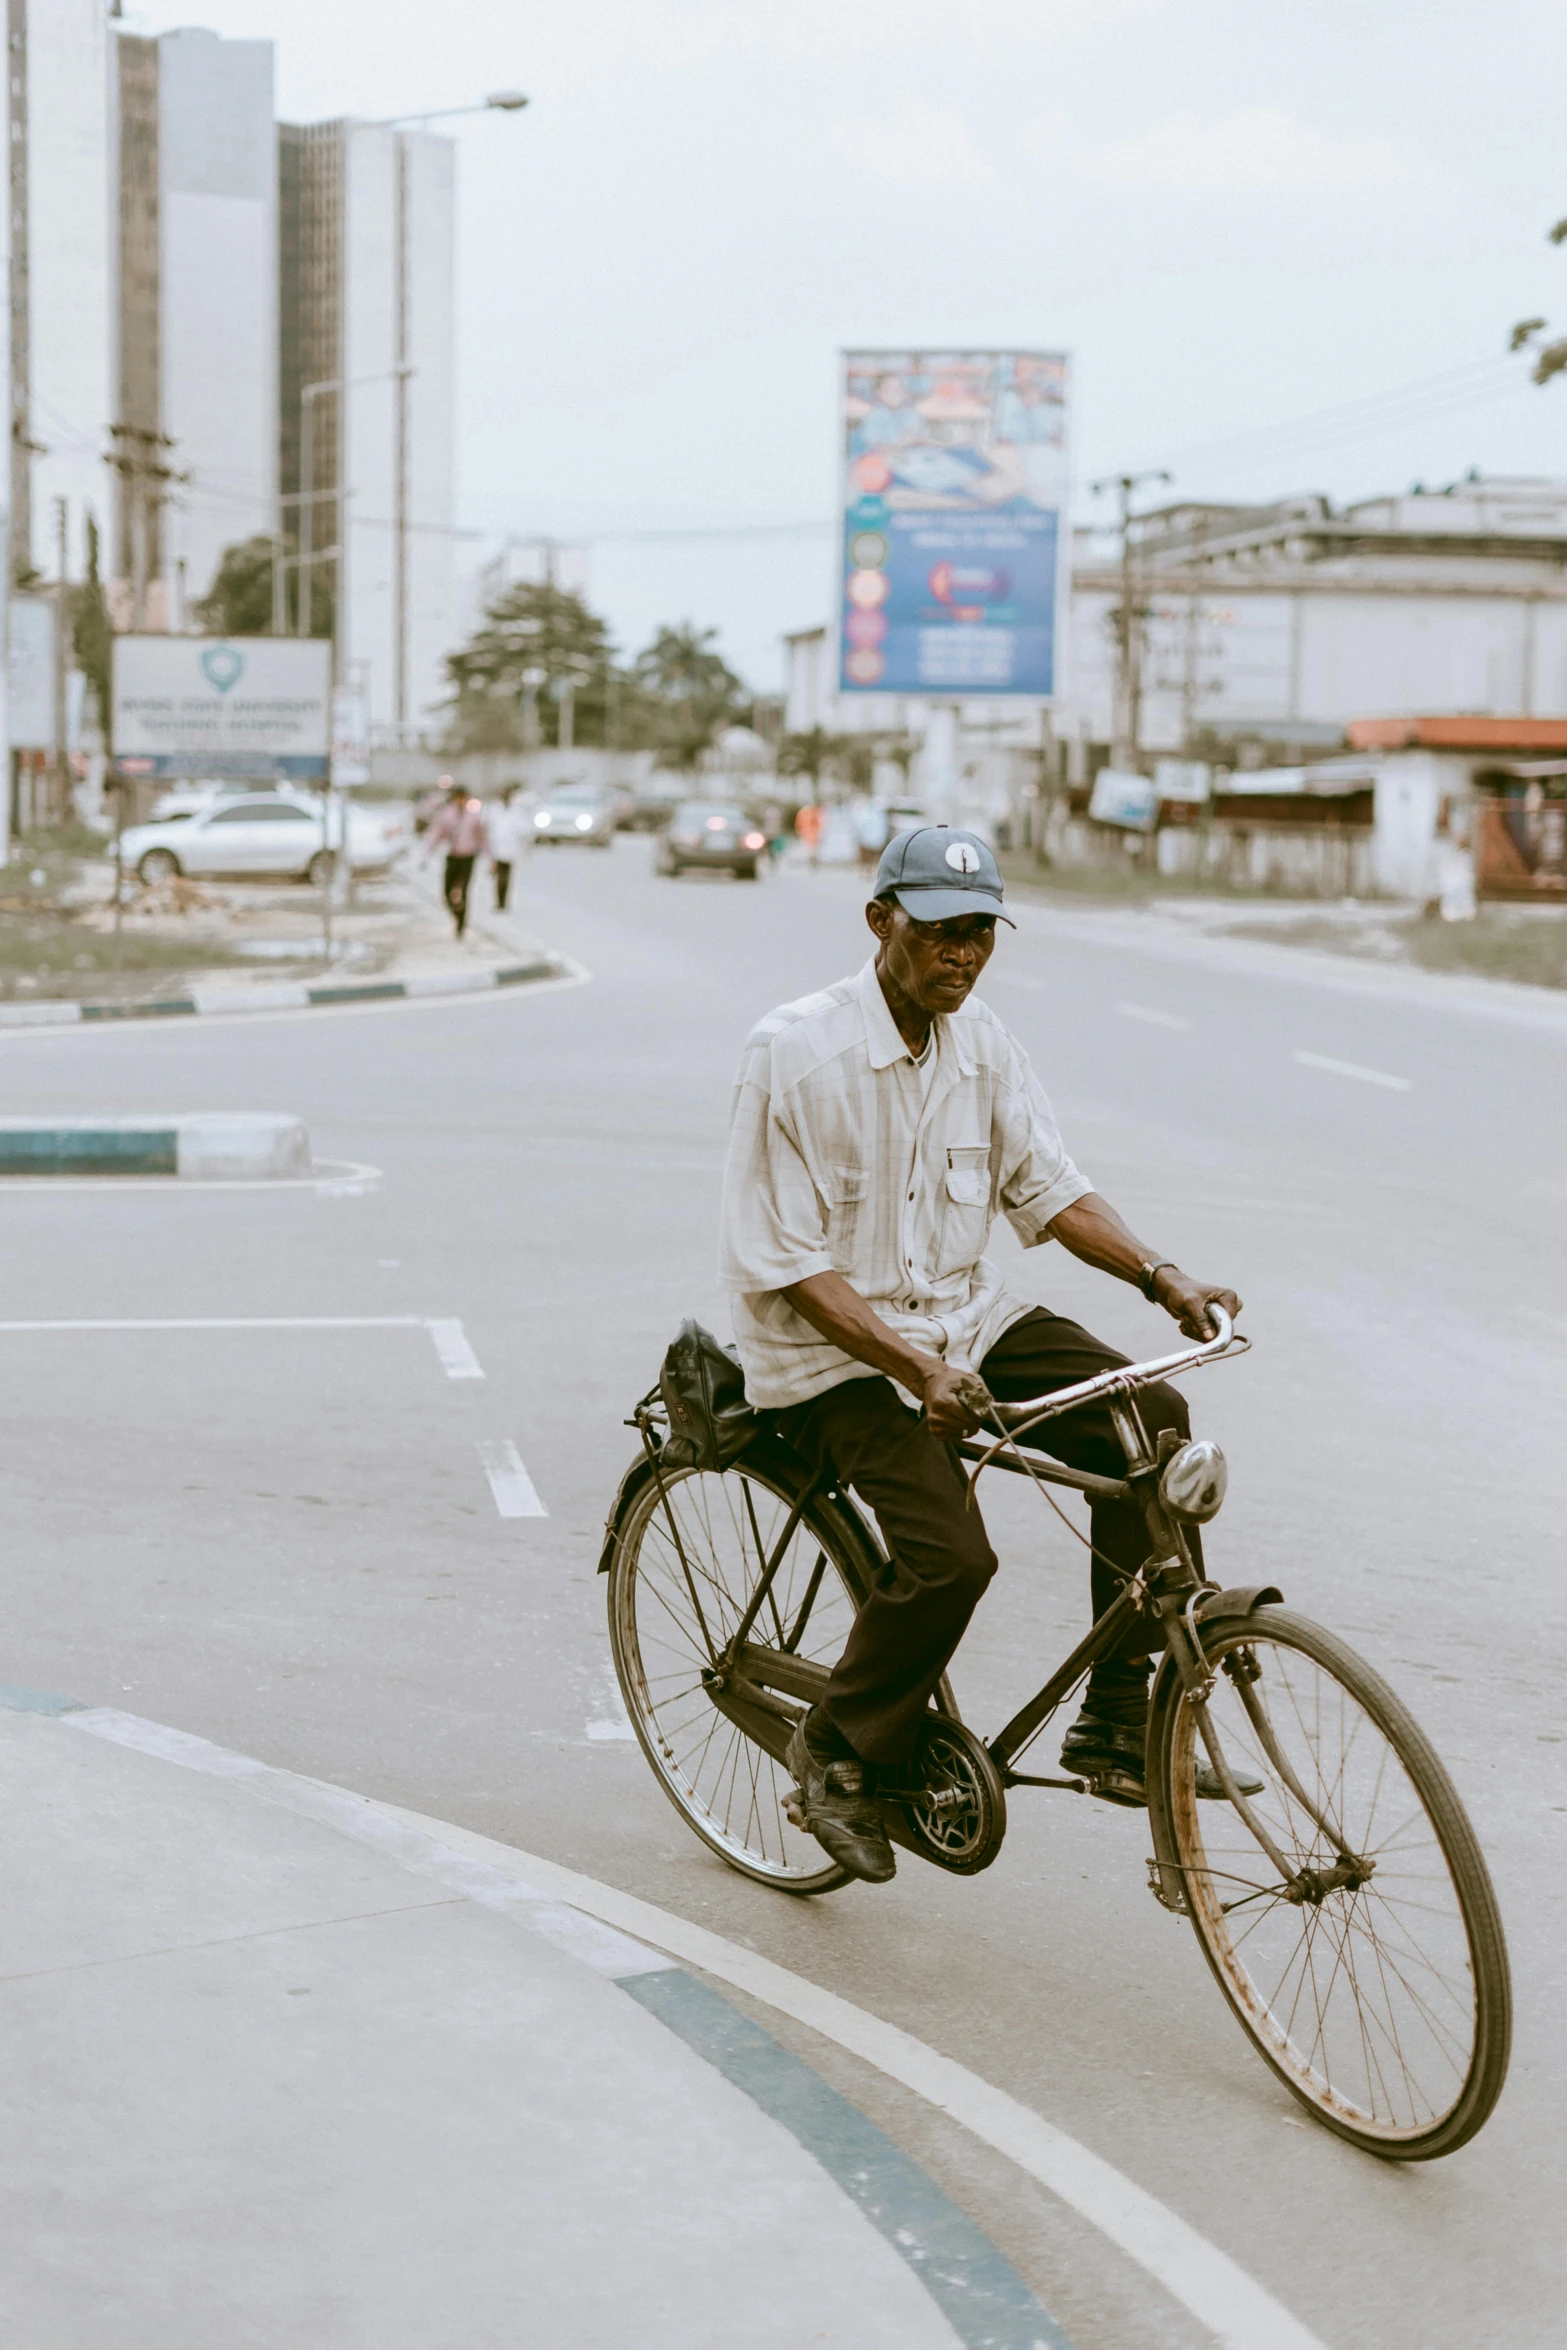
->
xmin=121 ymin=795 xmax=405 ymax=886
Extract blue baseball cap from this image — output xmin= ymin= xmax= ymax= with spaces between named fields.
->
xmin=873 ymin=826 xmax=1014 ymax=927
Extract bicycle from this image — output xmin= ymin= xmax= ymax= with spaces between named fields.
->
xmin=601 ymin=1309 xmax=1512 ymax=2159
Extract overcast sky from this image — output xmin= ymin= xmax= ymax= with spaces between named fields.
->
xmin=127 ymin=0 xmax=1567 ymax=687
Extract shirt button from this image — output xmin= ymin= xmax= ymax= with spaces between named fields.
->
xmin=907 ymin=1191 xmax=914 ymax=1201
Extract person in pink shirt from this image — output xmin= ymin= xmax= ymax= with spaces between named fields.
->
xmin=424 ymin=780 xmax=491 ymax=938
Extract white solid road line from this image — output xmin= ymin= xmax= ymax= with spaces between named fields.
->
xmin=477 ymin=1438 xmax=548 ymax=1518
xmin=59 ymin=1703 xmax=1329 ymax=2350
xmin=0 ymin=1312 xmax=489 ymax=1381
xmin=0 ymin=1314 xmax=428 ymax=1333
xmin=1117 ymin=1002 xmax=1191 ymax=1031
xmin=1293 ymin=1049 xmax=1413 ymax=1092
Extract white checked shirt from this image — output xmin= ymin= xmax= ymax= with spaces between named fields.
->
xmin=720 ymin=958 xmax=1093 ymax=1408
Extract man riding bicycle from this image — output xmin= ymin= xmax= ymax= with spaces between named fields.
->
xmin=719 ymin=826 xmax=1241 ymax=1884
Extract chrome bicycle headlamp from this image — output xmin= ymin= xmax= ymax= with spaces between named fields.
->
xmin=1159 ymin=1438 xmax=1228 ymax=1523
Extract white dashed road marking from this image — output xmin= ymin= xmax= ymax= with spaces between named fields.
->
xmin=477 ymin=1438 xmax=548 ymax=1518
xmin=426 ymin=1318 xmax=487 ymax=1378
xmin=1116 ymin=1002 xmax=1190 ymax=1031
xmin=1294 ymin=1050 xmax=1412 ymax=1091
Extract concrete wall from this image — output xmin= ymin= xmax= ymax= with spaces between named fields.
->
xmin=1069 ymin=583 xmax=1567 ymax=750
xmin=156 ymin=28 xmax=277 ymax=605
xmin=28 ymin=0 xmax=114 ymax=579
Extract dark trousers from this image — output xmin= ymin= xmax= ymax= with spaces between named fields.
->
xmin=777 ymin=1307 xmax=1192 ymax=1764
xmin=493 ymin=859 xmax=513 ymax=911
xmin=443 ymin=854 xmax=476 ymax=936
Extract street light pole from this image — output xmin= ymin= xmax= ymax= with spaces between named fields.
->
xmin=362 ymin=94 xmax=528 ymax=748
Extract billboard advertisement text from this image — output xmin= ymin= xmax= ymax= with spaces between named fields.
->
xmin=839 ymin=350 xmax=1070 ymax=700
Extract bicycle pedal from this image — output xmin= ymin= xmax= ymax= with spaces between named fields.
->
xmin=1085 ymin=1769 xmax=1148 ymax=1810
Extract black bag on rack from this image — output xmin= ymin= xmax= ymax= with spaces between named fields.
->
xmin=658 ymin=1319 xmax=759 ymax=1471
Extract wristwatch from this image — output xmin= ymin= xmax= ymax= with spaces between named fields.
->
xmin=1138 ymin=1259 xmax=1178 ymax=1300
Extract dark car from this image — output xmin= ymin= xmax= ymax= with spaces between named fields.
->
xmin=656 ymin=801 xmax=767 ymax=880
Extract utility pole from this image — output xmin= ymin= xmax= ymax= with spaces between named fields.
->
xmin=106 ymin=424 xmax=183 ymax=629
xmin=1092 ymin=469 xmax=1170 ymax=769
xmin=393 ymin=132 xmax=410 ymax=745
xmin=52 ymin=497 xmax=68 ymax=824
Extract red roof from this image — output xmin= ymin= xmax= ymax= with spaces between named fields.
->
xmin=1347 ymin=715 xmax=1567 ymax=751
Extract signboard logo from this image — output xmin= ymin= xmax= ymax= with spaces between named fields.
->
xmin=201 ymin=644 xmax=245 ymax=694
xmin=945 ymin=840 xmax=982 ymax=874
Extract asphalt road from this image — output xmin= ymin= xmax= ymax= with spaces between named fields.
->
xmin=2 ymin=836 xmax=1564 ymax=2350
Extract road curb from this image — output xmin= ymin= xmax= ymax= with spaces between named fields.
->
xmin=0 ymin=1112 xmax=313 ymax=1179
xmin=0 ymin=954 xmax=566 ymax=1030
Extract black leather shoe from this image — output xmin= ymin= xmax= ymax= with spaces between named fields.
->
xmin=784 ymin=1722 xmax=896 ymax=1883
xmin=1060 ymin=1711 xmax=1264 ymax=1806
xmin=1060 ymin=1715 xmax=1148 ymax=1807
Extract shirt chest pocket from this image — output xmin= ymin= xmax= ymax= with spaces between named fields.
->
xmin=937 ymin=1144 xmax=991 ymax=1273
xmin=944 ymin=1145 xmax=991 ymax=1208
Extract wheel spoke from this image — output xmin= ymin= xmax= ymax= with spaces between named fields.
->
xmin=1166 ymin=1613 xmax=1506 ymax=2153
xmin=611 ymin=1461 xmax=860 ymax=1889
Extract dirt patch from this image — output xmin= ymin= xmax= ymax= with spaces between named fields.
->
xmin=1218 ymin=905 xmax=1567 ymax=991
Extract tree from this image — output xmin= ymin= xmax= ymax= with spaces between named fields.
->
xmin=195 ymin=533 xmax=332 ymax=637
xmin=445 ymin=581 xmax=617 ymax=752
xmin=1509 ymin=216 xmax=1567 ymax=386
xmin=631 ymin=621 xmax=746 ymax=769
xmin=70 ymin=511 xmax=112 ymax=731
xmin=777 ymin=728 xmax=885 ymax=798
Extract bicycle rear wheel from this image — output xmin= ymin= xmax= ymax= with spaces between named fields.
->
xmin=607 ymin=1448 xmax=869 ymax=1893
xmin=1159 ymin=1607 xmax=1510 ymax=2158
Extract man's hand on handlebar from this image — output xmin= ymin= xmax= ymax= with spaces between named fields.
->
xmin=921 ymin=1361 xmax=994 ymax=1442
xmin=1152 ymin=1269 xmax=1242 ymax=1343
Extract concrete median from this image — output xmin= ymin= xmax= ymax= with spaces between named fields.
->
xmin=0 ymin=1113 xmax=312 ymax=1179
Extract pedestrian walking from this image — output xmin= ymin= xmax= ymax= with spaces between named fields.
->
xmin=794 ymin=800 xmax=822 ymax=867
xmin=487 ymin=784 xmax=528 ymax=912
xmin=424 ymin=781 xmax=490 ymax=939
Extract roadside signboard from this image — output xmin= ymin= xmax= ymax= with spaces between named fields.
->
xmin=1089 ymin=766 xmax=1159 ymax=831
xmin=111 ymin=636 xmax=332 ymax=781
xmin=1154 ymin=757 xmax=1212 ymax=804
xmin=8 ymin=597 xmax=57 ymax=751
xmin=837 ymin=349 xmax=1070 ymax=700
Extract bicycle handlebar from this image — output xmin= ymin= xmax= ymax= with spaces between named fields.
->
xmin=983 ymin=1305 xmax=1244 ymax=1440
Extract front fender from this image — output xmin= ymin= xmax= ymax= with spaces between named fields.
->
xmin=1144 ymin=1583 xmax=1283 ymax=1912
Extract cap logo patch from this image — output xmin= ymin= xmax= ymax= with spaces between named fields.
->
xmin=944 ymin=840 xmax=982 ymax=873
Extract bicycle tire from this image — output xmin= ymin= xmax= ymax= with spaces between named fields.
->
xmin=607 ymin=1445 xmax=873 ymax=1895
xmin=1157 ymin=1606 xmax=1510 ymax=2158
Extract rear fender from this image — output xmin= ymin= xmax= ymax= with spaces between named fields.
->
xmin=1144 ymin=1583 xmax=1283 ymax=1913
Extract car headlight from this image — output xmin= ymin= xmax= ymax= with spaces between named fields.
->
xmin=742 ymin=831 xmax=765 ymax=850
xmin=574 ymin=813 xmax=593 ymax=831
xmin=533 ymin=812 xmax=550 ymax=828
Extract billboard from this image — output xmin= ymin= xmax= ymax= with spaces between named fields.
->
xmin=112 ymin=636 xmax=333 ymax=780
xmin=838 ymin=349 xmax=1070 ymax=700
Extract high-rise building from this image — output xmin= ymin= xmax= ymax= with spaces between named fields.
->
xmin=112 ymin=25 xmax=276 ymax=622
xmin=279 ymin=119 xmax=455 ymax=742
xmin=9 ymin=0 xmax=114 ymax=583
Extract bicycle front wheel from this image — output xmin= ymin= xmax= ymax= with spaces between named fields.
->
xmin=1160 ymin=1607 xmax=1511 ymax=2159
xmin=607 ymin=1448 xmax=869 ymax=1894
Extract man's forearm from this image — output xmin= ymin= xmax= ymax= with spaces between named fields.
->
xmin=779 ymin=1270 xmax=942 ymax=1391
xmin=1046 ymin=1192 xmax=1158 ymax=1284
